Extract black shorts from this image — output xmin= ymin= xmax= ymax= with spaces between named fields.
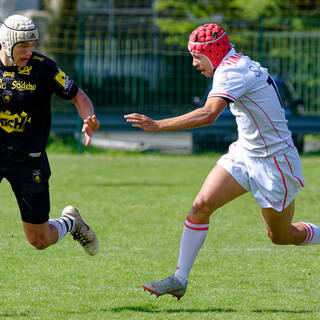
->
xmin=0 ymin=152 xmax=51 ymax=224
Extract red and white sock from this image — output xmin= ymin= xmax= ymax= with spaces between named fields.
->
xmin=300 ymin=222 xmax=320 ymax=245
xmin=174 ymin=217 xmax=209 ymax=286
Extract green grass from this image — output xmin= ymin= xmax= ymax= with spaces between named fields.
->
xmin=0 ymin=149 xmax=320 ymax=319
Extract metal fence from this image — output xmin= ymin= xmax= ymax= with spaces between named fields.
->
xmin=34 ymin=3 xmax=320 ymax=116
xmin=232 ymin=30 xmax=320 ymax=114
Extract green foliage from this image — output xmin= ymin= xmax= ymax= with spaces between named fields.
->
xmin=0 ymin=150 xmax=320 ymax=319
xmin=153 ymin=0 xmax=231 ymax=45
xmin=153 ymin=0 xmax=320 ymax=45
xmin=231 ymin=0 xmax=279 ymax=20
xmin=154 ymin=0 xmax=227 ymax=18
xmin=156 ymin=18 xmax=196 ymax=35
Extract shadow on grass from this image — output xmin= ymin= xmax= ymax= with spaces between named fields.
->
xmin=0 ymin=307 xmax=234 ymax=318
xmin=110 ymin=306 xmax=235 ymax=313
xmin=110 ymin=306 xmax=314 ymax=315
xmin=252 ymin=308 xmax=312 ymax=314
xmin=1 ymin=307 xmax=313 ymax=318
xmin=0 ymin=312 xmax=31 ymax=318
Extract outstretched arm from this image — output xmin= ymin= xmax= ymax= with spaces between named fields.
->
xmin=70 ymin=88 xmax=100 ymax=146
xmin=124 ymin=97 xmax=228 ymax=132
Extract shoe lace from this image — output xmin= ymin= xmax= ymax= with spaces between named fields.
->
xmin=72 ymin=231 xmax=90 ymax=246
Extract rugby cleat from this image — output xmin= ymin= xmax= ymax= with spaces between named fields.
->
xmin=62 ymin=206 xmax=99 ymax=256
xmin=142 ymin=275 xmax=187 ymax=300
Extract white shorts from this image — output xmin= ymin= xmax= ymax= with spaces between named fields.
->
xmin=217 ymin=142 xmax=305 ymax=212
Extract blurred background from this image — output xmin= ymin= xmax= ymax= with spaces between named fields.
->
xmin=2 ymin=0 xmax=320 ymax=153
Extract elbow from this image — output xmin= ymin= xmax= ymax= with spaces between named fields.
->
xmin=203 ymin=114 xmax=216 ymax=126
xmin=200 ymin=107 xmax=218 ymax=126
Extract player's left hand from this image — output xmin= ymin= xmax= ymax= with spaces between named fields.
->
xmin=82 ymin=114 xmax=100 ymax=146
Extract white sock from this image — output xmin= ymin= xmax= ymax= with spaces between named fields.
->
xmin=49 ymin=216 xmax=75 ymax=242
xmin=174 ymin=217 xmax=209 ymax=285
xmin=301 ymin=222 xmax=320 ymax=245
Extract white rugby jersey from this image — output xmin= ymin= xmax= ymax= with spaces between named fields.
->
xmin=208 ymin=48 xmax=295 ymax=158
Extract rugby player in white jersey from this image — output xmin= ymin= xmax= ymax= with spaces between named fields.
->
xmin=125 ymin=23 xmax=320 ymax=300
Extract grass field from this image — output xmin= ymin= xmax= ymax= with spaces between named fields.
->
xmin=0 ymin=149 xmax=320 ymax=319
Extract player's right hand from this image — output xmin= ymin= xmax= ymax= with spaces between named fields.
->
xmin=124 ymin=113 xmax=160 ymax=132
xmin=82 ymin=114 xmax=100 ymax=146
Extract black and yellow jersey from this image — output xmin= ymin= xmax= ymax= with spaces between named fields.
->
xmin=0 ymin=52 xmax=78 ymax=154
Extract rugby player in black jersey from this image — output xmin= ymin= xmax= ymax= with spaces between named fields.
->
xmin=0 ymin=14 xmax=99 ymax=255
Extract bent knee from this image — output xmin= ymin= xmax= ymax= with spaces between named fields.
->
xmin=192 ymin=195 xmax=218 ymax=216
xmin=266 ymin=231 xmax=291 ymax=245
xmin=28 ymin=237 xmax=49 ymax=250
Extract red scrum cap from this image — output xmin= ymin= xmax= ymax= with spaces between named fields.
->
xmin=188 ymin=23 xmax=231 ymax=69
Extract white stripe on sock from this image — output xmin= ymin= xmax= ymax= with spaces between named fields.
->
xmin=49 ymin=216 xmax=75 ymax=242
xmin=59 ymin=216 xmax=73 ymax=233
xmin=185 ymin=216 xmax=209 ymax=231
